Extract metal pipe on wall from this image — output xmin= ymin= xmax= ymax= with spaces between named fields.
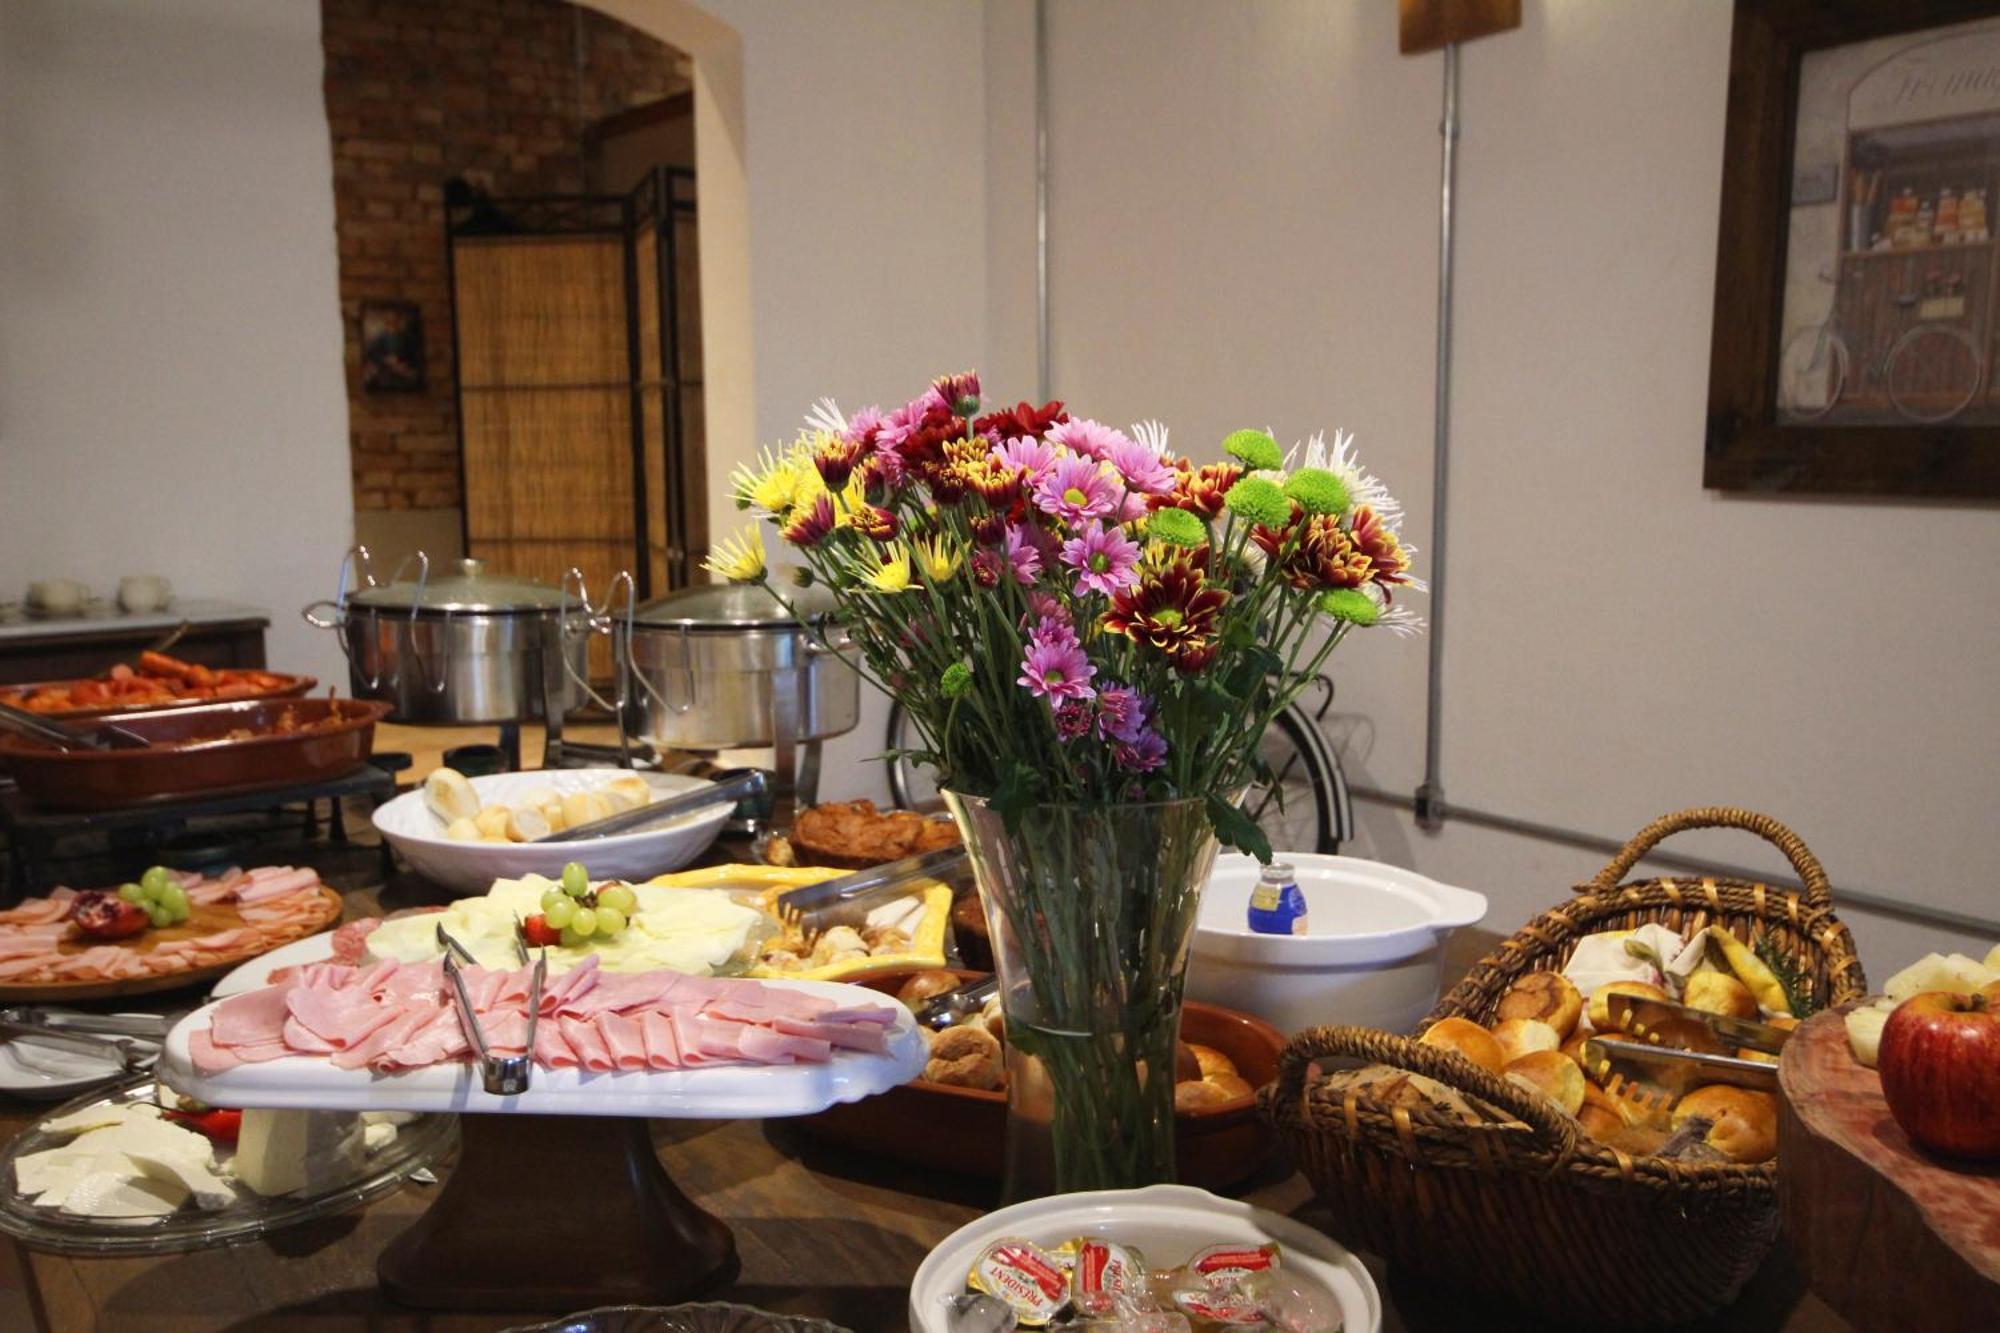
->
xmin=1035 ymin=0 xmax=1051 ymax=403
xmin=1414 ymin=43 xmax=1458 ymax=832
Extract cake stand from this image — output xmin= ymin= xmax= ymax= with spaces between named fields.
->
xmin=158 ymin=979 xmax=927 ymax=1311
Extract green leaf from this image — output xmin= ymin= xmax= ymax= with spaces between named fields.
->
xmin=992 ymin=761 xmax=1041 ymax=832
xmin=1207 ymin=792 xmax=1272 ymax=863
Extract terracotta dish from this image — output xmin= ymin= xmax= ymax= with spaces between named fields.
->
xmin=795 ymin=968 xmax=1285 ymax=1190
xmin=0 ymin=653 xmax=314 ymax=719
xmin=0 ymin=697 xmax=390 ymax=811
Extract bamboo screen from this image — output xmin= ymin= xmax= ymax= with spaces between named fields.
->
xmin=453 ymin=234 xmax=632 ymax=678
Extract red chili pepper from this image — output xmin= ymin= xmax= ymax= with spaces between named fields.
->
xmin=165 ymin=1107 xmax=242 ymax=1145
xmin=521 ymin=914 xmax=563 ymax=948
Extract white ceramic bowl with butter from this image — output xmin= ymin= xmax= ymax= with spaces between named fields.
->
xmin=909 ymin=1183 xmax=1380 ymax=1332
xmin=371 ymin=768 xmax=729 ymax=894
xmin=1188 ymin=853 xmax=1487 ymax=1037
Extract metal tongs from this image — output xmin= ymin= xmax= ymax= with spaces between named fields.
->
xmin=436 ymin=922 xmax=544 ymax=1095
xmin=0 ymin=700 xmax=151 ymax=751
xmin=0 ymin=1013 xmax=158 ymax=1072
xmin=1596 ymin=991 xmax=1794 ymax=1056
xmin=908 ymin=974 xmax=999 ymax=1032
xmin=773 ymin=846 xmax=970 ymax=944
xmin=536 ymin=770 xmax=768 ymax=843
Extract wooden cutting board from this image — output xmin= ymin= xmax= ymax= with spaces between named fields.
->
xmin=1777 ymin=1005 xmax=2000 ymax=1332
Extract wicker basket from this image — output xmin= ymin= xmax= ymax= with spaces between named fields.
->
xmin=1261 ymin=808 xmax=1868 ymax=1326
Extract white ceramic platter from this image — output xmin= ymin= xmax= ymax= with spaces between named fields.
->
xmin=159 ymin=978 xmax=925 ymax=1119
xmin=908 ymin=1182 xmax=1381 ymax=1333
xmin=209 ymin=931 xmax=337 ymax=1000
xmin=0 ymin=1019 xmax=159 ymax=1101
xmin=371 ymin=769 xmax=730 ymax=895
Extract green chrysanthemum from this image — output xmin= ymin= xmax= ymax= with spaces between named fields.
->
xmin=1147 ymin=507 xmax=1207 ymax=548
xmin=1284 ymin=467 xmax=1350 ymax=517
xmin=940 ymin=662 xmax=973 ymax=698
xmin=1223 ymin=476 xmax=1291 ymax=528
xmin=1221 ymin=429 xmax=1283 ymax=472
xmin=1317 ymin=588 xmax=1379 ymax=625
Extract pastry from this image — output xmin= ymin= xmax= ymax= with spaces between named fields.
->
xmin=1504 ymin=1050 xmax=1586 ymax=1117
xmin=1683 ymin=971 xmax=1759 ymax=1021
xmin=1419 ymin=1017 xmax=1507 ymax=1076
xmin=1585 ymin=980 xmax=1670 ymax=1032
xmin=788 ymin=799 xmax=962 ymax=869
xmin=1670 ymin=1084 xmax=1778 ymax=1164
xmin=895 ymin=969 xmax=963 ymax=1006
xmin=1495 ymin=971 xmax=1582 ymax=1039
xmin=923 ymin=1024 xmax=1005 ymax=1090
xmin=1492 ymin=1017 xmax=1560 ymax=1065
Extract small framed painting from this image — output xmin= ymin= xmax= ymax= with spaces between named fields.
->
xmin=1707 ymin=0 xmax=2000 ymax=498
xmin=359 ymin=300 xmax=427 ymax=394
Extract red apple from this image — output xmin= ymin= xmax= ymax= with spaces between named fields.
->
xmin=1877 ymin=990 xmax=2000 ymax=1160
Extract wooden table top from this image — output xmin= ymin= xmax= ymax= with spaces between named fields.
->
xmin=0 ymin=818 xmax=1857 ymax=1331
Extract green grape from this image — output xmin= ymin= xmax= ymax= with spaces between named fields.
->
xmin=540 ymin=889 xmax=567 ymax=913
xmin=597 ymin=885 xmax=637 ymax=916
xmin=559 ymin=926 xmax=585 ymax=948
xmin=543 ymin=897 xmax=575 ymax=929
xmin=161 ymin=884 xmax=189 ymax=915
xmin=140 ymin=866 xmax=175 ymax=897
xmin=118 ymin=883 xmax=146 ymax=904
xmin=593 ymin=906 xmax=627 ymax=938
xmin=560 ymin=862 xmax=590 ymax=897
xmin=147 ymin=907 xmax=173 ymax=930
xmin=569 ymin=907 xmax=598 ymax=938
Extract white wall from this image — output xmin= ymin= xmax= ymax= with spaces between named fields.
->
xmin=1021 ymin=0 xmax=1998 ymax=979
xmin=0 ymin=0 xmax=353 ymax=685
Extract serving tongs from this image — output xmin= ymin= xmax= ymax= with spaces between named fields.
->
xmin=436 ymin=922 xmax=544 ymax=1095
xmin=0 ymin=1006 xmax=172 ymax=1040
xmin=908 ymin=974 xmax=998 ymax=1032
xmin=0 ymin=700 xmax=150 ymax=751
xmin=773 ymin=846 xmax=970 ymax=944
xmin=1596 ymin=991 xmax=1794 ymax=1056
xmin=0 ymin=1014 xmax=156 ymax=1072
xmin=536 ymin=770 xmax=769 ymax=843
xmin=1580 ymin=1037 xmax=1779 ymax=1104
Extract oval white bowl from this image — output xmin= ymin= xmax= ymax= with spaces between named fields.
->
xmin=1188 ymin=853 xmax=1488 ymax=1036
xmin=909 ymin=1183 xmax=1380 ymax=1333
xmin=370 ymin=768 xmax=730 ymax=895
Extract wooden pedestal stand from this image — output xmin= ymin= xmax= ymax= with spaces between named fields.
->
xmin=378 ymin=1113 xmax=738 ymax=1311
xmin=1777 ymin=1007 xmax=2000 ymax=1332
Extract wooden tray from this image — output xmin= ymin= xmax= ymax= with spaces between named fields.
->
xmin=795 ymin=970 xmax=1285 ymax=1190
xmin=1777 ymin=1005 xmax=2000 ymax=1331
xmin=0 ymin=886 xmax=343 ymax=1003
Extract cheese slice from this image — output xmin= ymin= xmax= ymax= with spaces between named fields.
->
xmin=41 ymin=1101 xmax=161 ymax=1138
xmin=55 ymin=1168 xmax=184 ymax=1219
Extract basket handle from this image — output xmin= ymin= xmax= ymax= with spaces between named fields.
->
xmin=1586 ymin=806 xmax=1831 ymax=909
xmin=1272 ymin=1025 xmax=1580 ymax=1158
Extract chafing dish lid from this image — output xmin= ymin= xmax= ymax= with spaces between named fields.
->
xmin=632 ymin=580 xmax=839 ymax=630
xmin=348 ymin=559 xmax=567 ymax=613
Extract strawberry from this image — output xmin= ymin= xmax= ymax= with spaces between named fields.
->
xmin=522 ymin=914 xmax=563 ymax=949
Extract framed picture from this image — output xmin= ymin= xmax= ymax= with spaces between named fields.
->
xmin=1707 ymin=0 xmax=2000 ymax=498
xmin=359 ymin=300 xmax=426 ymax=393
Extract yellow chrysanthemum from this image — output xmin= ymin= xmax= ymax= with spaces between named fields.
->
xmin=860 ymin=543 xmax=914 ymax=594
xmin=731 ymin=446 xmax=809 ymax=516
xmin=702 ymin=526 xmax=767 ymax=582
xmin=912 ymin=533 xmax=964 ymax=582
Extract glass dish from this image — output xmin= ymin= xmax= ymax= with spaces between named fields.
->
xmin=502 ymin=1305 xmax=851 ymax=1333
xmin=0 ymin=1073 xmax=455 ymax=1256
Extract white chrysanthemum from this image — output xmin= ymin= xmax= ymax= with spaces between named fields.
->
xmin=1375 ymin=603 xmax=1425 ymax=636
xmin=803 ymin=396 xmax=847 ymax=437
xmin=1298 ymin=429 xmax=1402 ymax=526
xmin=1129 ymin=419 xmax=1174 ymax=458
xmin=1240 ymin=540 xmax=1268 ymax=578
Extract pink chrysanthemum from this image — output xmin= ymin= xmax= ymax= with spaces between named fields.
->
xmin=1019 ymin=633 xmax=1096 ymax=702
xmin=1023 ymin=590 xmax=1069 ymax=627
xmin=1047 ymin=417 xmax=1132 ymax=463
xmin=1095 ymin=684 xmax=1149 ymax=745
xmin=844 ymin=404 xmax=887 ymax=448
xmin=1113 ymin=728 xmax=1168 ymax=773
xmin=878 ymin=388 xmax=950 ymax=447
xmin=1029 ymin=615 xmax=1078 ymax=650
xmin=1104 ymin=437 xmax=1179 ymax=496
xmin=993 ymin=436 xmax=1059 ymax=483
xmin=970 ymin=549 xmax=1004 ymax=588
xmin=1032 ymin=455 xmax=1122 ymax=526
xmin=1002 ymin=523 xmax=1043 ymax=586
xmin=1059 ymin=521 xmax=1142 ymax=597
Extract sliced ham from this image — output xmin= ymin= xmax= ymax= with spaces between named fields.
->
xmin=330 ymin=1005 xmax=437 ymax=1071
xmin=286 ymin=988 xmax=400 ymax=1050
xmin=558 ymin=1015 xmax=614 ymax=1071
xmin=210 ymin=984 xmax=295 ymax=1048
xmin=596 ymin=1011 xmax=649 ymax=1070
xmin=328 ymin=918 xmax=380 ymax=966
xmin=237 ymin=867 xmax=320 ymax=904
xmin=638 ymin=1010 xmax=683 ymax=1069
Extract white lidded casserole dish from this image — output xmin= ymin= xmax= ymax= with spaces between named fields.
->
xmin=1188 ymin=854 xmax=1487 ymax=1036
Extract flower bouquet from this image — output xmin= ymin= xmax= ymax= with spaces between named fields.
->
xmin=709 ymin=373 xmax=1418 ymax=1194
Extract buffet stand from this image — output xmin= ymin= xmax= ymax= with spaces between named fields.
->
xmin=157 ymin=982 xmax=927 ymax=1311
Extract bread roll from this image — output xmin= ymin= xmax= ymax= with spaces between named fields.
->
xmin=422 ymin=767 xmax=481 ymax=824
xmin=922 ymin=1024 xmax=1004 ymax=1090
xmin=1671 ymin=1084 xmax=1778 ymax=1164
xmin=1586 ymin=980 xmax=1670 ymax=1032
xmin=1576 ymin=1082 xmax=1631 ymax=1141
xmin=1186 ymin=1043 xmax=1239 ymax=1080
xmin=443 ymin=817 xmax=481 ymax=843
xmin=1419 ymin=1017 xmax=1506 ymax=1076
xmin=894 ymin=969 xmax=962 ymax=1006
xmin=505 ymin=806 xmax=551 ymax=843
xmin=1492 ymin=1017 xmax=1560 ymax=1065
xmin=1683 ymin=971 xmax=1759 ymax=1021
xmin=1504 ymin=1050 xmax=1586 ymax=1116
xmin=1560 ymin=1027 xmax=1593 ymax=1070
xmin=1496 ymin=971 xmax=1583 ymax=1039
xmin=561 ymin=790 xmax=613 ymax=831
xmin=1174 ymin=1071 xmax=1253 ymax=1112
xmin=603 ymin=774 xmax=653 ymax=812
xmin=473 ymin=805 xmax=512 ymax=840
xmin=1734 ymin=1013 xmax=1795 ymax=1065
xmin=538 ymin=798 xmax=568 ymax=833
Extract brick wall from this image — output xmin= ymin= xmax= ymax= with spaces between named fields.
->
xmin=322 ymin=0 xmax=684 ymax=513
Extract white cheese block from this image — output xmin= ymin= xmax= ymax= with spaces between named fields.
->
xmin=234 ymin=1110 xmax=364 ymax=1197
xmin=55 ymin=1168 xmax=184 ymax=1219
xmin=42 ymin=1102 xmax=161 ymax=1138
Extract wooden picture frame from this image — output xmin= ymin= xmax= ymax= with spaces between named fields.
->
xmin=1706 ymin=0 xmax=2000 ymax=498
xmin=359 ymin=300 xmax=427 ymax=394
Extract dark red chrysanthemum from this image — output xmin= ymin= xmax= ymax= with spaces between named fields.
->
xmin=1103 ymin=555 xmax=1228 ymax=673
xmin=1150 ymin=460 xmax=1241 ymax=520
xmin=974 ymin=399 xmax=1068 ymax=442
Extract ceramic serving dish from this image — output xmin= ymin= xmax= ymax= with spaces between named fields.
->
xmin=0 ymin=698 xmax=389 ymax=811
xmin=1189 ymin=853 xmax=1488 ymax=1036
xmin=794 ymin=969 xmax=1285 ymax=1191
xmin=502 ymin=1306 xmax=850 ymax=1333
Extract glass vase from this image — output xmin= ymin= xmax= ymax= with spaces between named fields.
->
xmin=941 ymin=791 xmax=1222 ymax=1199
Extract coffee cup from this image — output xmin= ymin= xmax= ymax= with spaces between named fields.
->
xmin=117 ymin=575 xmax=173 ymax=614
xmin=26 ymin=578 xmax=90 ymax=614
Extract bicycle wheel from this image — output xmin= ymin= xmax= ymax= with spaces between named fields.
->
xmin=1886 ymin=323 xmax=1983 ymax=424
xmin=885 ymin=699 xmax=1346 ymax=855
xmin=1778 ymin=324 xmax=1849 ymax=420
